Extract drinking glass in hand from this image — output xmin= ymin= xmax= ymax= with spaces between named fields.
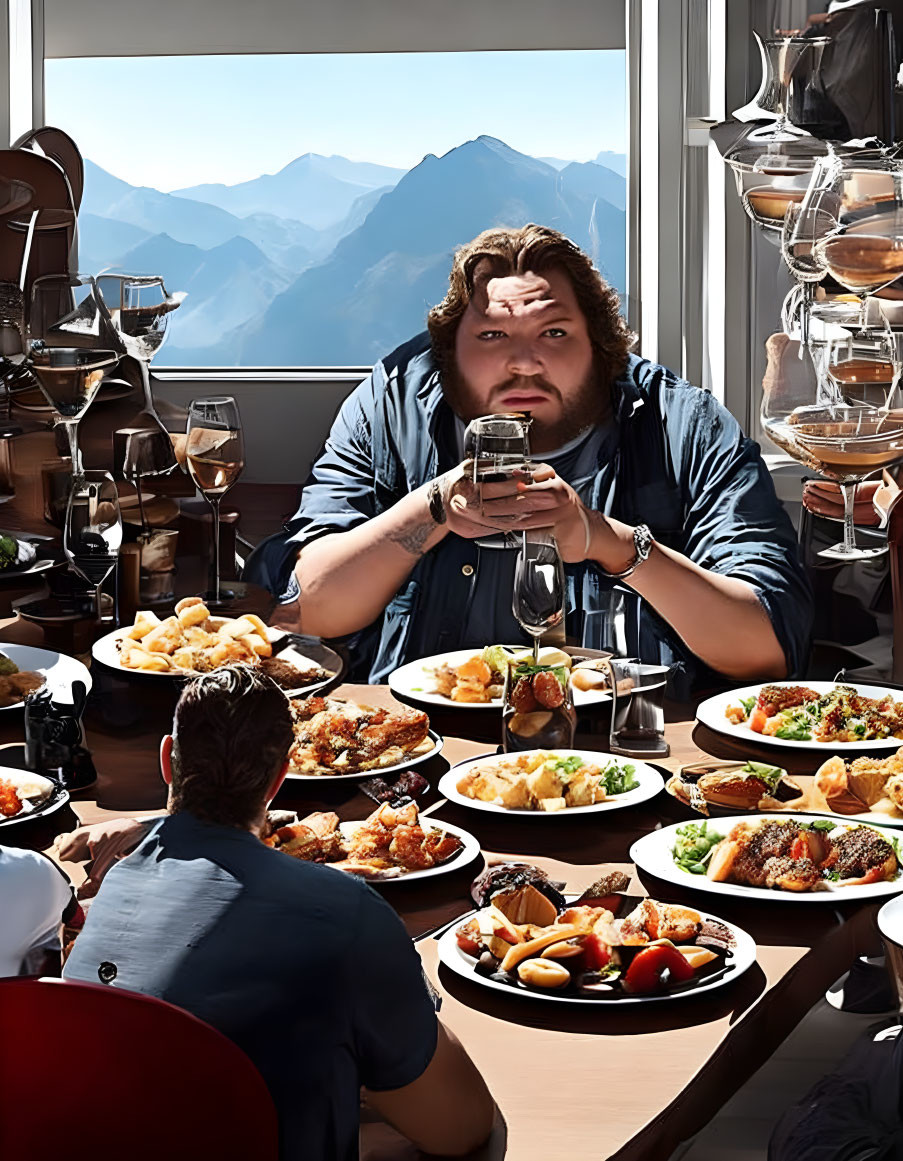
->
xmin=512 ymin=531 xmax=565 ymax=664
xmin=186 ymin=396 xmax=244 ymax=604
xmin=64 ymin=471 xmax=122 ymax=625
xmin=464 ymin=414 xmax=532 ymax=548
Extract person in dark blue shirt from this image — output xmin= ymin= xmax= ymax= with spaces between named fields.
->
xmin=260 ymin=224 xmax=811 ymax=690
xmin=64 ymin=665 xmax=495 ymax=1161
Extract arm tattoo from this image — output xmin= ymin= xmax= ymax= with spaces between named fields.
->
xmin=389 ymin=519 xmax=437 ymax=558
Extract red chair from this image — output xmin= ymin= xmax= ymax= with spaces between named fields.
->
xmin=0 ymin=977 xmax=279 ymax=1161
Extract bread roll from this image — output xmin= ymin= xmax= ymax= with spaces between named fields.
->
xmin=814 ymin=755 xmax=868 ymax=814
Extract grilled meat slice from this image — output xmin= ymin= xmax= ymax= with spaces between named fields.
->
xmin=757 ymin=685 xmax=820 ymax=716
xmin=831 ymin=827 xmax=898 ymax=884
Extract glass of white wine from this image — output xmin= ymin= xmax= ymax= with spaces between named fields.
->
xmin=185 ymin=396 xmax=244 ymax=605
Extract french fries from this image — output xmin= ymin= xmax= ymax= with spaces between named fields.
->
xmin=117 ymin=598 xmax=274 ymax=674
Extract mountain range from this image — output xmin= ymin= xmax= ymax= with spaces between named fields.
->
xmin=77 ymin=140 xmax=627 ymax=366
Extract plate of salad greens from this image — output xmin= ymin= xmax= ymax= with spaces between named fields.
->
xmin=696 ymin=682 xmax=903 ymax=751
xmin=438 ymin=749 xmax=664 ymax=816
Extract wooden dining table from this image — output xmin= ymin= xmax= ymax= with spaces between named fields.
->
xmin=0 ymin=423 xmax=891 ymax=1161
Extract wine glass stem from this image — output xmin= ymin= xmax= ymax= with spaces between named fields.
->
xmin=65 ymin=420 xmax=81 ymax=477
xmin=800 ymin=280 xmax=812 ymax=348
xmin=94 ymin=583 xmax=103 ymax=626
xmin=139 ymin=359 xmax=154 ymax=414
xmin=532 ymin=635 xmax=540 ymax=665
xmin=840 ymin=481 xmax=858 ymax=553
xmin=209 ymin=495 xmax=222 ymax=603
xmin=858 ymin=297 xmax=869 ymax=336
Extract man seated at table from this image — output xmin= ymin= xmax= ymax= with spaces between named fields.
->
xmin=64 ymin=665 xmax=496 ymax=1161
xmin=258 ymin=223 xmax=811 ymax=691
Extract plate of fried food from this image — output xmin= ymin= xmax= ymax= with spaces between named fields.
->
xmin=92 ymin=599 xmax=340 ymax=695
xmin=697 ymin=681 xmax=903 ymax=750
xmin=631 ymin=813 xmax=903 ymax=902
xmin=0 ymin=768 xmax=68 ymax=828
xmin=388 ymin=645 xmax=639 ymax=710
xmin=437 ymin=862 xmax=754 ymax=1004
xmin=264 ymin=801 xmax=478 ymax=881
xmin=438 ymin=749 xmax=663 ymax=815
xmin=0 ymin=644 xmax=90 ymax=710
xmin=288 ymin=695 xmax=441 ymax=779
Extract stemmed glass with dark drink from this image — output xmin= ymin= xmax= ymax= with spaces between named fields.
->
xmin=185 ymin=396 xmax=244 ymax=605
xmin=64 ymin=470 xmax=122 ymax=625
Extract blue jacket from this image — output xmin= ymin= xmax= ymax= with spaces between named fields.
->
xmin=258 ymin=333 xmax=812 ymax=692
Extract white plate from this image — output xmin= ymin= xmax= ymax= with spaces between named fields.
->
xmin=286 ymin=729 xmax=444 ymax=781
xmin=335 ymin=816 xmax=479 ymax=882
xmin=696 ymin=681 xmax=903 ymax=752
xmin=436 ymin=900 xmax=756 ymax=1005
xmin=388 ymin=648 xmax=667 ymax=711
xmin=92 ymin=626 xmax=339 ymax=697
xmin=0 ymin=643 xmax=91 ymax=710
xmin=631 ymin=814 xmax=903 ymax=903
xmin=0 ymin=767 xmax=69 ymax=828
xmin=437 ymin=749 xmax=664 ymax=816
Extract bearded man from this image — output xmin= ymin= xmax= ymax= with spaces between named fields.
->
xmin=265 ymin=224 xmax=811 ymax=690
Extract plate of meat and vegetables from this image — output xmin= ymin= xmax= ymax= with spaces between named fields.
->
xmin=437 ymin=863 xmax=755 ymax=1004
xmin=696 ymin=681 xmax=903 ymax=751
xmin=631 ymin=813 xmax=903 ymax=902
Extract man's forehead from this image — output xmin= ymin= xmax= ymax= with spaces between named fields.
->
xmin=471 ymin=267 xmax=576 ymax=319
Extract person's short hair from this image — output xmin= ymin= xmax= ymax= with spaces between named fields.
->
xmin=169 ymin=664 xmax=294 ymax=828
xmin=427 ymin=224 xmax=634 ymax=385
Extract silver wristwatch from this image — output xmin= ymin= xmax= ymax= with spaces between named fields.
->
xmin=602 ymin=523 xmax=654 ymax=580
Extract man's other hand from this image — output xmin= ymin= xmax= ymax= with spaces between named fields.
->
xmin=470 ymin=463 xmax=588 ymax=561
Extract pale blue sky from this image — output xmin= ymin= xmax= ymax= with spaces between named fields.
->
xmin=45 ymin=50 xmax=625 ymax=189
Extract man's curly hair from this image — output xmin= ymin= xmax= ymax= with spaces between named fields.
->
xmin=427 ymin=224 xmax=634 ymax=386
xmin=169 ymin=664 xmax=294 ymax=829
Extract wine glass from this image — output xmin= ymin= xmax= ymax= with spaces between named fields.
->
xmin=805 ymin=158 xmax=903 ymax=335
xmin=512 ymin=530 xmax=565 ymax=663
xmin=824 ymin=327 xmax=899 ymax=410
xmin=64 ymin=470 xmax=122 ymax=625
xmin=464 ymin=413 xmax=533 ymax=549
xmin=185 ymin=396 xmax=244 ymax=605
xmin=28 ymin=346 xmax=119 ymax=476
xmin=781 ymin=200 xmax=835 ymax=345
xmin=96 ymin=273 xmax=185 ymax=468
xmin=763 ymin=347 xmax=903 ymax=560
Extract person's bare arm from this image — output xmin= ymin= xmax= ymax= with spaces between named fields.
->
xmin=364 ymin=1022 xmax=497 ymax=1157
xmin=294 ymin=467 xmax=513 ymax=639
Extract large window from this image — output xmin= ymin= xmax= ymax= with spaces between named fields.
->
xmin=45 ymin=50 xmax=626 ymax=368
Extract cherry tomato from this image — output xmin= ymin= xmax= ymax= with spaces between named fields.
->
xmin=623 ymin=945 xmax=695 ymax=995
xmin=455 ymin=924 xmax=481 ymax=956
xmin=583 ymin=932 xmax=612 ymax=971
xmin=533 ymin=670 xmax=565 ymax=709
xmin=790 ymin=833 xmax=810 ymax=861
xmin=510 ymin=676 xmax=540 ymax=713
xmin=748 ymin=706 xmax=768 ymax=734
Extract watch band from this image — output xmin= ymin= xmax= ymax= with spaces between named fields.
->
xmin=601 ymin=523 xmax=653 ymax=580
xmin=427 ymin=479 xmax=447 ymax=525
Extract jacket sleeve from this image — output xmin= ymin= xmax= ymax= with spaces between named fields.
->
xmin=283 ymin=366 xmax=383 ymax=551
xmin=671 ymin=387 xmax=813 ymax=676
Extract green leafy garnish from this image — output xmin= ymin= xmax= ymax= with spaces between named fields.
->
xmin=740 ymin=760 xmax=784 ymax=791
xmin=799 ymin=818 xmax=836 ymax=832
xmin=598 ymin=761 xmax=639 ymax=796
xmin=774 ymin=722 xmax=812 ymax=741
xmin=548 ymin=755 xmax=585 ymax=780
xmin=739 ymin=696 xmax=756 ymax=717
xmin=671 ymin=821 xmax=724 ymax=875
